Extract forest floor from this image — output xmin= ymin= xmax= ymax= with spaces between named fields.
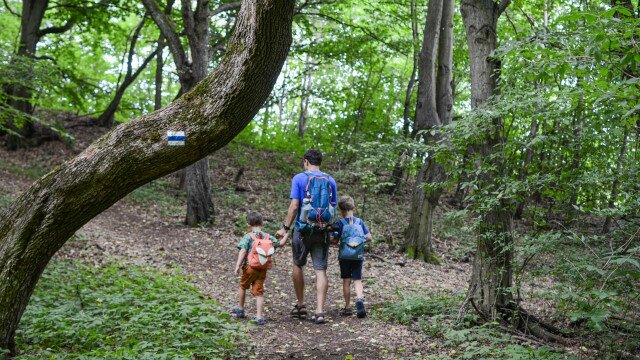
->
xmin=0 ymin=120 xmax=579 ymax=359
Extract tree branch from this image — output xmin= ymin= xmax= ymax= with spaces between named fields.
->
xmin=141 ymin=0 xmax=189 ymax=74
xmin=2 ymin=0 xmax=19 ymax=16
xmin=298 ymin=11 xmax=401 ymax=52
xmin=496 ymin=0 xmax=512 ymax=17
xmin=211 ymin=1 xmax=241 ymax=17
xmin=37 ymin=20 xmax=74 ymax=37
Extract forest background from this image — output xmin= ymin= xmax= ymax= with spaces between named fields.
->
xmin=0 ymin=0 xmax=639 ymax=358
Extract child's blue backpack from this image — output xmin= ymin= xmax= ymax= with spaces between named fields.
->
xmin=296 ymin=171 xmax=335 ymax=233
xmin=338 ymin=217 xmax=366 ymax=261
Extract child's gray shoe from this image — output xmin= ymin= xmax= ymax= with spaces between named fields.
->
xmin=253 ymin=317 xmax=266 ymax=325
xmin=231 ymin=306 xmax=246 ymax=319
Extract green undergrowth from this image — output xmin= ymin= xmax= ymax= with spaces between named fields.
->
xmin=0 ymin=161 xmax=49 ymax=179
xmin=374 ymin=292 xmax=574 ymax=359
xmin=15 ymin=260 xmax=248 ymax=359
xmin=127 ymin=178 xmax=184 ymax=217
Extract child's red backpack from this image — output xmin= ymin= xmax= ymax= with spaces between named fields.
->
xmin=247 ymin=232 xmax=275 ymax=270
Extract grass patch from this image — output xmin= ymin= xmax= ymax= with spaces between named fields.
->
xmin=0 ymin=162 xmax=49 ymax=179
xmin=374 ymin=292 xmax=573 ymax=359
xmin=15 ymin=260 xmax=248 ymax=359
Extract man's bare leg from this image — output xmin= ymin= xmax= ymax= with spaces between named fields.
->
xmin=292 ymin=264 xmax=305 ymax=306
xmin=315 ymin=269 xmax=328 ymax=315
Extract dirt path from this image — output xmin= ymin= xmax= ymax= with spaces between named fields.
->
xmin=1 ymin=138 xmax=471 ymax=359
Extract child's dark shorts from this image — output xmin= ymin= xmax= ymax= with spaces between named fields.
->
xmin=339 ymin=260 xmax=363 ymax=280
xmin=240 ymin=266 xmax=267 ymax=296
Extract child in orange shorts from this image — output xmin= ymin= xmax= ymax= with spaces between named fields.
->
xmin=232 ymin=212 xmax=288 ymax=325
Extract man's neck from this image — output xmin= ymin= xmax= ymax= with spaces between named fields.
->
xmin=306 ymin=165 xmax=320 ymax=171
xmin=250 ymin=226 xmax=262 ymax=233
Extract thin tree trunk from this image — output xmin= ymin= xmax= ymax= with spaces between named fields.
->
xmin=298 ymin=64 xmax=311 ymax=138
xmin=0 ymin=1 xmax=294 ymax=354
xmin=155 ymin=35 xmax=164 ymax=111
xmin=603 ymin=126 xmax=629 ymax=233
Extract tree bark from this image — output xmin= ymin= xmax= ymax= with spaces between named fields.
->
xmin=461 ymin=0 xmax=515 ymax=320
xmin=0 ymin=1 xmax=294 ymax=354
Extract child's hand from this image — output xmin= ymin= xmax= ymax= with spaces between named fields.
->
xmin=234 ymin=265 xmax=240 ymax=275
xmin=279 ymin=232 xmax=290 ymax=247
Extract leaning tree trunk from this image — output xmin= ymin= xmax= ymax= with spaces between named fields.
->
xmin=461 ymin=0 xmax=515 ymax=320
xmin=0 ymin=1 xmax=294 ymax=354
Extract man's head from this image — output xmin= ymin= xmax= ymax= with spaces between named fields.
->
xmin=303 ymin=149 xmax=322 ymax=169
xmin=247 ymin=212 xmax=264 ymax=227
xmin=338 ymin=195 xmax=356 ymax=216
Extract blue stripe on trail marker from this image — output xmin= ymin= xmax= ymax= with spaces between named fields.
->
xmin=167 ymin=131 xmax=186 ymax=146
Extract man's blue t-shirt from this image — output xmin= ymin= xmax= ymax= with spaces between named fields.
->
xmin=290 ymin=170 xmax=338 ymax=219
xmin=333 ymin=216 xmax=370 ymax=239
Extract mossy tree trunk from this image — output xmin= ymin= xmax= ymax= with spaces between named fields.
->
xmin=461 ymin=0 xmax=515 ymax=320
xmin=0 ymin=0 xmax=295 ymax=354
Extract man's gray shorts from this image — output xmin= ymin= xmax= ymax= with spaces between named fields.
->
xmin=292 ymin=228 xmax=329 ymax=270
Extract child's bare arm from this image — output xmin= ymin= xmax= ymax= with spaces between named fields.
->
xmin=278 ymin=232 xmax=290 ymax=247
xmin=234 ymin=249 xmax=247 ymax=275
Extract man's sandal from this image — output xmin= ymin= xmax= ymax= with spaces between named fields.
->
xmin=290 ymin=304 xmax=307 ymax=318
xmin=312 ymin=312 xmax=326 ymax=324
xmin=340 ymin=307 xmax=352 ymax=316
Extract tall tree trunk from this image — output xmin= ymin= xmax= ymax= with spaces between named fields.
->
xmin=155 ymin=36 xmax=164 ymax=111
xmin=404 ymin=0 xmax=454 ymax=263
xmin=298 ymin=65 xmax=311 ymax=138
xmin=182 ymin=0 xmax=214 ymax=226
xmin=0 ymin=1 xmax=294 ymax=354
xmin=461 ymin=0 xmax=515 ymax=320
xmin=602 ymin=123 xmax=630 ymax=233
xmin=4 ymin=0 xmax=49 ymax=150
xmin=388 ymin=0 xmax=420 ymax=194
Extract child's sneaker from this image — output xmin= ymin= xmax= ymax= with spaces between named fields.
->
xmin=355 ymin=299 xmax=366 ymax=318
xmin=253 ymin=317 xmax=266 ymax=325
xmin=231 ymin=306 xmax=245 ymax=319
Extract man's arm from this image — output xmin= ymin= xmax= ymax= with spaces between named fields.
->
xmin=276 ymin=199 xmax=299 ymax=239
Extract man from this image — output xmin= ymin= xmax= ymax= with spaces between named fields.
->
xmin=276 ymin=149 xmax=338 ymax=324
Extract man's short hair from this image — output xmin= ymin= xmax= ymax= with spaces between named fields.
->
xmin=247 ymin=212 xmax=263 ymax=226
xmin=338 ymin=196 xmax=356 ymax=211
xmin=304 ymin=149 xmax=323 ymax=166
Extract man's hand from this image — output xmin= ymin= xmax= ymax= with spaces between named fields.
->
xmin=275 ymin=228 xmax=287 ymax=239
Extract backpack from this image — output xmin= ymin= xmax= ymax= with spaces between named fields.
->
xmin=247 ymin=233 xmax=275 ymax=270
xmin=296 ymin=171 xmax=336 ymax=234
xmin=338 ymin=217 xmax=366 ymax=261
